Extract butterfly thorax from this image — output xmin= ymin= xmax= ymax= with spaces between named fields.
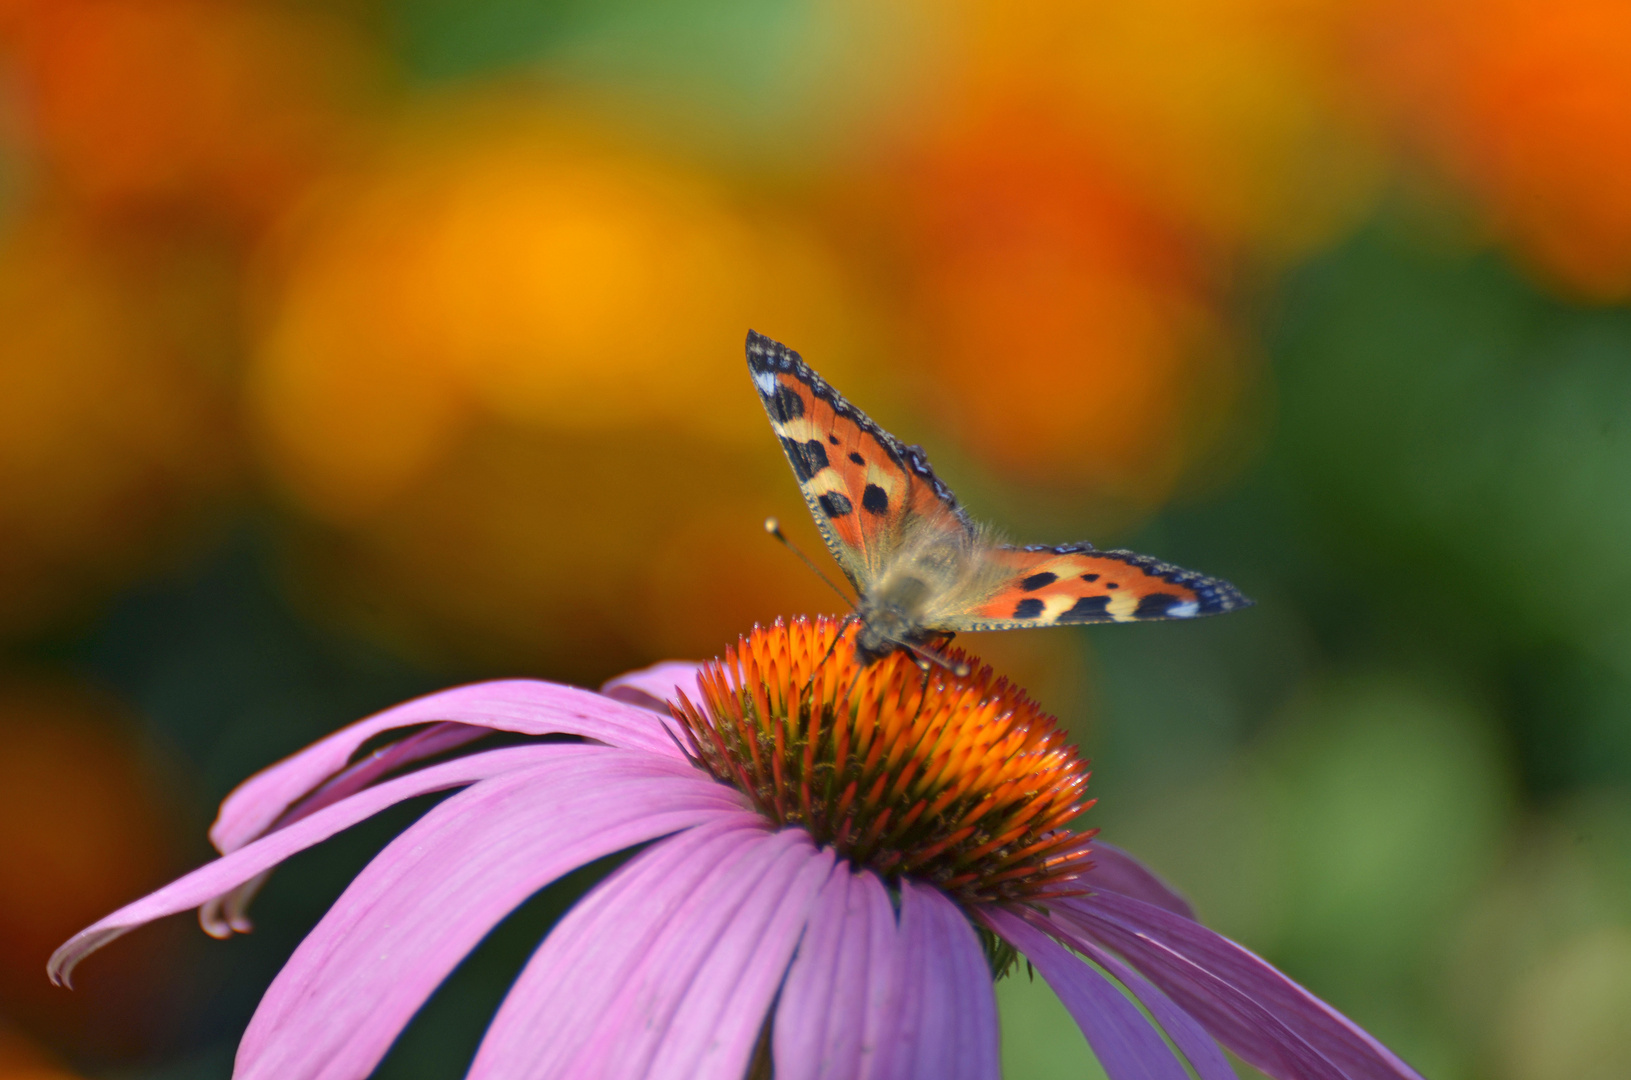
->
xmin=853 ymin=530 xmax=994 ymax=663
xmin=854 ymin=575 xmax=934 ymax=663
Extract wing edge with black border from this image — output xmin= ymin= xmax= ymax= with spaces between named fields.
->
xmin=746 ymin=330 xmax=975 ymax=587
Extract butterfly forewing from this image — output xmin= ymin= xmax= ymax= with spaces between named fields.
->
xmin=746 ymin=331 xmax=974 ymax=591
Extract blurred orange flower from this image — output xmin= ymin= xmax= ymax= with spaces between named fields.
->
xmin=0 ymin=682 xmax=175 ymax=970
xmin=862 ymin=100 xmax=1247 ymax=511
xmin=0 ymin=0 xmax=380 ymax=230
xmin=1353 ymin=0 xmax=1631 ymax=299
xmin=837 ymin=0 xmax=1373 ymax=511
xmin=954 ymin=0 xmax=1382 ymax=258
xmin=0 ymin=1022 xmax=82 ymax=1080
xmin=0 ymin=679 xmax=180 ymax=1061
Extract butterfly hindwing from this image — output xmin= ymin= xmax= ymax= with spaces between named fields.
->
xmin=939 ymin=544 xmax=1252 ymax=632
xmin=746 ymin=331 xmax=973 ymax=589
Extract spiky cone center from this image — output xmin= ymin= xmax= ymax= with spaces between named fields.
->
xmin=669 ymin=616 xmax=1097 ymax=906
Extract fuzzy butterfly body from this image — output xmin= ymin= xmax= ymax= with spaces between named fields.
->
xmin=747 ymin=330 xmax=1251 ymax=663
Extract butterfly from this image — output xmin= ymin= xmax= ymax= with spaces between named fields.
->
xmin=746 ymin=330 xmax=1251 ymax=668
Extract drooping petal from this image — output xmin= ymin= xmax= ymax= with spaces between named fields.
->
xmin=985 ymin=908 xmax=1191 ymax=1080
xmin=1081 ymin=842 xmax=1196 ymax=920
xmin=600 ymin=661 xmax=706 ymax=716
xmin=199 ymin=722 xmax=491 ymax=933
xmin=774 ymin=865 xmax=898 ymax=1080
xmin=248 ymin=721 xmax=490 ymax=838
xmin=871 ymin=881 xmax=1001 ymax=1080
xmin=1055 ymin=893 xmax=1424 ymax=1080
xmin=235 ymin=749 xmax=745 ymax=1080
xmin=209 ymin=679 xmax=686 ymax=855
xmin=48 ymin=743 xmax=586 ymax=986
xmin=470 ymin=822 xmax=833 ymax=1080
xmin=1052 ymin=899 xmax=1340 ymax=1080
xmin=1046 ymin=922 xmax=1239 ymax=1080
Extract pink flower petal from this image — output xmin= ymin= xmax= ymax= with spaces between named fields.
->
xmin=468 ymin=817 xmax=790 ymax=1079
xmin=773 ymin=864 xmax=899 ymax=1080
xmin=1037 ymin=913 xmax=1238 ymax=1080
xmin=1056 ymin=892 xmax=1423 ymax=1080
xmin=235 ymin=749 xmax=744 ymax=1080
xmin=475 ymin=826 xmax=835 ymax=1080
xmin=614 ymin=833 xmax=834 ymax=1079
xmin=872 ymin=881 xmax=1000 ymax=1080
xmin=48 ymin=743 xmax=585 ymax=987
xmin=210 ymin=679 xmax=685 ymax=855
xmin=600 ymin=661 xmax=706 ymax=716
xmin=1082 ymin=841 xmax=1197 ymax=920
xmin=985 ymin=908 xmax=1191 ymax=1080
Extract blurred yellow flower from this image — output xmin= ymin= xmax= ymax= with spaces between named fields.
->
xmin=251 ymin=98 xmax=865 ymax=671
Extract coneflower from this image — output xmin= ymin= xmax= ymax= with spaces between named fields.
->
xmin=52 ymin=616 xmax=1422 ymax=1080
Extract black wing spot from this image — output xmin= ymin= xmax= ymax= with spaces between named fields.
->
xmin=828 ymin=433 xmax=841 ymax=445
xmin=766 ymin=384 xmax=804 ymax=423
xmin=780 ymin=436 xmax=830 ymax=482
xmin=1012 ymin=597 xmax=1045 ymax=619
xmin=1058 ymin=596 xmax=1112 ymax=623
xmin=818 ymin=492 xmax=853 ymax=518
xmin=1106 ymin=582 xmax=1120 ymax=589
xmin=1020 ymin=571 xmax=1057 ymax=591
xmin=1134 ymin=593 xmax=1184 ymax=618
xmin=862 ymin=483 xmax=890 ymax=516
xmin=1081 ymin=573 xmax=1100 ymax=582
xmin=848 ymin=451 xmax=865 ymax=466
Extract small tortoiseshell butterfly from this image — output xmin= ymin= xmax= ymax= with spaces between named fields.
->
xmin=747 ymin=330 xmax=1251 ymax=666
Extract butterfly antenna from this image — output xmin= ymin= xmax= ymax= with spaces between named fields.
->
xmin=764 ymin=518 xmax=856 ymax=611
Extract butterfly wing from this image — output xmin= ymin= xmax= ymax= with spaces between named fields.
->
xmin=746 ymin=330 xmax=974 ymax=591
xmin=935 ymin=544 xmax=1252 ymax=631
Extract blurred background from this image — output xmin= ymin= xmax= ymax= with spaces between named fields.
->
xmin=0 ymin=0 xmax=1627 ymax=1077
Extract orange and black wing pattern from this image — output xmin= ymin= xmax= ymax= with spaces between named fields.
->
xmin=940 ymin=544 xmax=1252 ymax=632
xmin=746 ymin=330 xmax=973 ymax=589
